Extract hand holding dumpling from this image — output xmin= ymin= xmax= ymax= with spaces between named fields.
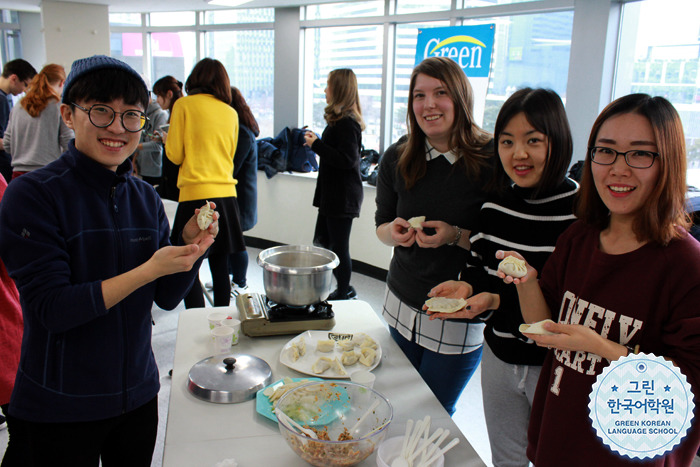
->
xmin=495 ymin=250 xmax=535 ymax=284
xmin=182 ymin=201 xmax=219 ymax=248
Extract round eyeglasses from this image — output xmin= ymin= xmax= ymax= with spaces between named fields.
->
xmin=72 ymin=103 xmax=148 ymax=133
xmin=589 ymin=146 xmax=660 ymax=169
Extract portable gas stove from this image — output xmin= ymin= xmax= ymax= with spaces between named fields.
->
xmin=236 ymin=292 xmax=335 ymax=337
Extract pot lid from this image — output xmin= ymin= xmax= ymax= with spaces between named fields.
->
xmin=187 ymin=353 xmax=272 ymax=404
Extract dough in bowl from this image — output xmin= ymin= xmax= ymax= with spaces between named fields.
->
xmin=407 ymin=216 xmax=426 ymax=230
xmin=519 ymin=319 xmax=557 ymax=335
xmin=424 ymin=296 xmax=468 ymax=313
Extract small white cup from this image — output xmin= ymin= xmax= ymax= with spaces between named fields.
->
xmin=207 ymin=312 xmax=228 ymax=330
xmin=223 ymin=317 xmax=241 ymax=345
xmin=350 ymin=369 xmax=376 ymax=388
xmin=211 ymin=326 xmax=234 ymax=355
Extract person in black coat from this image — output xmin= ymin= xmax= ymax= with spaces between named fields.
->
xmin=304 ymin=69 xmax=365 ymax=300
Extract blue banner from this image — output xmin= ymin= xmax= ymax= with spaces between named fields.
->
xmin=415 ymin=24 xmax=495 ymax=78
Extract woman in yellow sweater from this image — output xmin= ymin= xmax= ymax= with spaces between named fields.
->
xmin=166 ymin=58 xmax=244 ymax=307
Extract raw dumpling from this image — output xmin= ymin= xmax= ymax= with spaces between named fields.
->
xmin=519 ymin=319 xmax=557 ymax=335
xmin=316 ymin=339 xmax=335 ymax=353
xmin=289 ymin=346 xmax=301 ymax=362
xmin=359 ymin=347 xmax=376 ymax=367
xmin=358 ymin=336 xmax=378 ymax=350
xmin=341 ymin=351 xmax=359 ymax=366
xmin=289 ymin=337 xmax=306 ymax=362
xmin=337 ymin=340 xmax=355 ymax=352
xmin=407 ymin=216 xmax=426 ymax=230
xmin=312 ymin=356 xmax=333 ymax=374
xmin=498 ymin=256 xmax=527 ymax=278
xmin=331 ymin=357 xmax=347 ymax=376
xmin=297 ymin=337 xmax=306 ymax=356
xmin=424 ymin=297 xmax=468 ymax=313
xmin=197 ymin=201 xmax=214 ymax=230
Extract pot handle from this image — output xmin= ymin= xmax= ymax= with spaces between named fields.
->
xmin=223 ymin=357 xmax=237 ymax=371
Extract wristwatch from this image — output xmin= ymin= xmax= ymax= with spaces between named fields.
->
xmin=447 ymin=226 xmax=462 ymax=246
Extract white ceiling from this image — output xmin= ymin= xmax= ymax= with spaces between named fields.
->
xmin=0 ymin=0 xmax=337 ymax=14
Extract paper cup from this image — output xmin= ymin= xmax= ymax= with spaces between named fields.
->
xmin=350 ymin=369 xmax=376 ymax=388
xmin=223 ymin=317 xmax=241 ymax=346
xmin=207 ymin=312 xmax=228 ymax=330
xmin=211 ymin=326 xmax=234 ymax=355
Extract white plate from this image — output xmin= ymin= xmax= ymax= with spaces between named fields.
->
xmin=279 ymin=330 xmax=382 ymax=378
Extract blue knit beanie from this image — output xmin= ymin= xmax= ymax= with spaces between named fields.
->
xmin=62 ymin=55 xmax=147 ymax=103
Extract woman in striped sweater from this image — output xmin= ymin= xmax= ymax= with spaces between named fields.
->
xmin=426 ymin=88 xmax=578 ymax=467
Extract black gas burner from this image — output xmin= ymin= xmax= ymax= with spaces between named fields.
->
xmin=266 ymin=300 xmax=334 ymax=322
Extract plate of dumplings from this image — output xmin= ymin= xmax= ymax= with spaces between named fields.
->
xmin=279 ymin=330 xmax=382 ymax=378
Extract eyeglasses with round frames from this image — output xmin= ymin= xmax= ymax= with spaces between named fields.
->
xmin=589 ymin=146 xmax=660 ymax=169
xmin=71 ymin=103 xmax=148 ymax=133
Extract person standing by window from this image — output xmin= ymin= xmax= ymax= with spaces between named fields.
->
xmin=166 ymin=58 xmax=244 ymax=307
xmin=304 ymin=68 xmax=364 ymax=300
xmin=374 ymin=57 xmax=496 ymax=415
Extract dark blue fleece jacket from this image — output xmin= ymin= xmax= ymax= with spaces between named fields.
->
xmin=0 ymin=142 xmax=203 ymax=423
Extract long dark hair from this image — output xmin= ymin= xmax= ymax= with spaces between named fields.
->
xmin=398 ymin=57 xmax=492 ymax=190
xmin=230 ymin=86 xmax=259 ymax=136
xmin=575 ymin=94 xmax=690 ymax=245
xmin=491 ymin=88 xmax=572 ymax=198
xmin=185 ymin=58 xmax=232 ymax=104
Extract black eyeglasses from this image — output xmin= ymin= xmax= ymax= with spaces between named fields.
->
xmin=589 ymin=146 xmax=660 ymax=169
xmin=72 ymin=103 xmax=148 ymax=133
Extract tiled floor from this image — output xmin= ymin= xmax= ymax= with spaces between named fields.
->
xmin=0 ymin=247 xmax=493 ymax=467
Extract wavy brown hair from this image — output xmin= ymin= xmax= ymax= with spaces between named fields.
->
xmin=185 ymin=58 xmax=231 ymax=104
xmin=398 ymin=57 xmax=492 ymax=190
xmin=575 ymin=94 xmax=690 ymax=245
xmin=230 ymin=86 xmax=259 ymax=136
xmin=21 ymin=64 xmax=65 ymax=117
xmin=324 ymin=68 xmax=365 ymax=130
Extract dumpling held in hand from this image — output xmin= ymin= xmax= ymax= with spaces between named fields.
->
xmin=498 ymin=255 xmax=527 ymax=278
xmin=424 ymin=297 xmax=467 ymax=314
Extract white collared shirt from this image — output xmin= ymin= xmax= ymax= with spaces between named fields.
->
xmin=425 ymin=143 xmax=458 ymax=164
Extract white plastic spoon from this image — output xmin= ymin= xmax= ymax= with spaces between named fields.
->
xmin=349 ymin=399 xmax=380 ymax=434
xmin=420 ymin=429 xmax=450 ymax=465
xmin=409 ymin=428 xmax=444 ymax=463
xmin=418 ymin=438 xmax=460 ymax=467
xmin=276 ymin=410 xmax=318 ymax=439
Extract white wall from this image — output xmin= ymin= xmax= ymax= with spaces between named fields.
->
xmin=247 ymin=171 xmax=392 ymax=271
xmin=18 ymin=12 xmax=45 ymax=68
xmin=40 ymin=0 xmax=109 ymax=72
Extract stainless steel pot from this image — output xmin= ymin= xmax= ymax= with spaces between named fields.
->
xmin=257 ymin=245 xmax=339 ymax=306
xmin=187 ymin=354 xmax=272 ymax=403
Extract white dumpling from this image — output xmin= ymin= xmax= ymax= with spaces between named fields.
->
xmin=312 ymin=356 xmax=333 ymax=374
xmin=407 ymin=216 xmax=426 ymax=230
xmin=197 ymin=201 xmax=214 ymax=230
xmin=498 ymin=256 xmax=527 ymax=278
xmin=358 ymin=336 xmax=378 ymax=349
xmin=359 ymin=347 xmax=376 ymax=367
xmin=341 ymin=351 xmax=359 ymax=366
xmin=519 ymin=319 xmax=557 ymax=335
xmin=297 ymin=337 xmax=306 ymax=356
xmin=316 ymin=339 xmax=335 ymax=353
xmin=331 ymin=357 xmax=347 ymax=376
xmin=424 ymin=297 xmax=468 ymax=314
xmin=337 ymin=340 xmax=355 ymax=352
xmin=289 ymin=346 xmax=301 ymax=362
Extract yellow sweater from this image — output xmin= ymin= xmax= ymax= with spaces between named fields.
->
xmin=166 ymin=94 xmax=239 ymax=202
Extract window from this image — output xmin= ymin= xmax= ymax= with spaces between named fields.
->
xmin=204 ymin=8 xmax=274 ymax=24
xmin=111 ymin=33 xmax=144 ymax=77
xmin=150 ymin=11 xmax=196 ymax=27
xmin=303 ymin=25 xmax=384 ymax=151
xmin=109 ymin=13 xmax=141 ymax=26
xmin=304 ymin=1 xmax=384 ymax=20
xmin=151 ymin=32 xmax=197 ymax=88
xmin=204 ymin=30 xmax=275 ymax=138
xmin=614 ymin=0 xmax=700 ymax=187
